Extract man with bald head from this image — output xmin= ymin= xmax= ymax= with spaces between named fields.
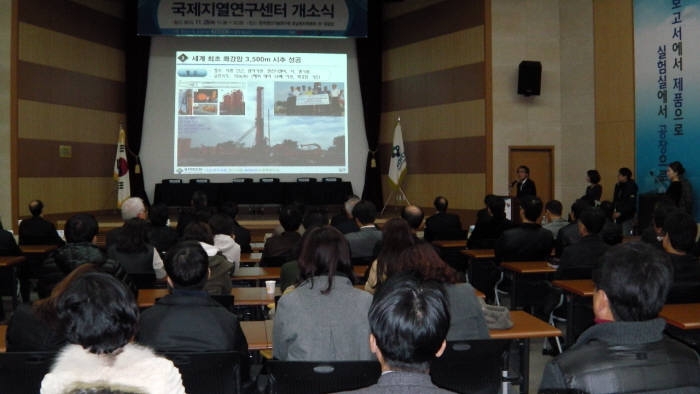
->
xmin=424 ymin=196 xmax=463 ymax=242
xmin=18 ymin=200 xmax=64 ymax=246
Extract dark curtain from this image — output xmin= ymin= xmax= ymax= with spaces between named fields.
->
xmin=356 ymin=1 xmax=383 ymax=209
xmin=124 ymin=3 xmax=151 ymax=205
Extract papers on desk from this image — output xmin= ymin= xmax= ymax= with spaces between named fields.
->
xmin=251 ymin=252 xmax=263 ymax=259
xmin=547 ymin=262 xmax=559 ymax=269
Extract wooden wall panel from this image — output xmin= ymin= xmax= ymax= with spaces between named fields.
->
xmin=593 ymin=0 xmax=635 ymax=200
xmin=19 ymin=23 xmax=125 ymax=82
xmin=381 ymin=0 xmax=488 ymax=223
xmin=18 ymin=100 xmax=123 ymax=143
xmin=19 ymin=177 xmax=116 ymax=215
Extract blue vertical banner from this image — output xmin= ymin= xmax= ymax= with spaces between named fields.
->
xmin=635 ymin=0 xmax=700 ymax=220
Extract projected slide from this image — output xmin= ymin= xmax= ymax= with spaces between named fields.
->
xmin=174 ymin=51 xmax=348 ymax=175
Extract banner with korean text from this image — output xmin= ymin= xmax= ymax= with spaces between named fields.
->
xmin=137 ymin=0 xmax=367 ymax=37
xmin=634 ymin=0 xmax=700 ymax=220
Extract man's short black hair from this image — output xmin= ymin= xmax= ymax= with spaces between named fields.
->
xmin=545 ymin=200 xmax=563 ymax=216
xmin=219 ymin=201 xmax=239 ymax=219
xmin=149 ymin=203 xmax=170 ymax=227
xmin=182 ymin=221 xmax=214 ymax=245
xmin=191 ymin=190 xmax=208 ymax=209
xmin=401 ymin=206 xmax=424 ymax=230
xmin=618 ymin=167 xmax=632 ymax=179
xmin=165 ymin=241 xmax=209 ymax=290
xmin=579 ymin=207 xmax=606 ymax=235
xmin=302 ymin=210 xmax=328 ymax=230
xmin=518 ymin=165 xmax=530 ymax=175
xmin=28 ymin=200 xmax=43 ymax=217
xmin=521 ymin=196 xmax=543 ymax=222
xmin=57 ymin=272 xmax=139 ymax=354
xmin=352 ymin=200 xmax=377 ymax=225
xmin=488 ymin=198 xmax=506 ymax=219
xmin=434 ymin=196 xmax=448 ymax=212
xmin=587 ymin=169 xmax=601 ymax=184
xmin=279 ymin=205 xmax=303 ymax=232
xmin=593 ymin=242 xmax=673 ymax=321
xmin=663 ymin=210 xmax=698 ymax=253
xmin=369 ymin=273 xmax=450 ymax=372
xmin=65 ymin=213 xmax=99 ymax=243
xmin=208 ymin=213 xmax=234 ymax=236
xmin=571 ymin=199 xmax=592 ymax=220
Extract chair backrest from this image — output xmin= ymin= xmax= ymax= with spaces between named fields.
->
xmin=260 ymin=255 xmax=291 ymax=268
xmin=0 ymin=351 xmax=56 ymax=394
xmin=430 ymin=339 xmax=509 ymax=394
xmin=129 ymin=272 xmax=167 ymax=289
xmin=266 ymin=360 xmax=381 ymax=394
xmin=162 ymin=351 xmax=242 ymax=394
xmin=666 ymin=281 xmax=700 ymax=303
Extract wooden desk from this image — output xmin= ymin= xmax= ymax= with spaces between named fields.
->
xmin=241 ymin=320 xmax=274 ymax=351
xmin=659 ymin=303 xmax=700 ymax=330
xmin=0 ymin=255 xmax=26 ymax=267
xmin=552 ymin=279 xmax=594 ymax=347
xmin=0 ymin=325 xmax=5 ymax=352
xmin=20 ymin=244 xmax=58 ymax=254
xmin=137 ymin=287 xmax=282 ymax=308
xmin=461 ymin=249 xmax=495 ymax=259
xmin=432 ymin=240 xmax=466 ymax=248
xmin=501 ymin=261 xmax=556 ymax=309
xmin=233 ymin=267 xmax=281 ymax=282
xmin=240 ymin=252 xmax=262 ymax=266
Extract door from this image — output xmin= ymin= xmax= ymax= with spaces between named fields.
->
xmin=509 ymin=146 xmax=554 ymax=205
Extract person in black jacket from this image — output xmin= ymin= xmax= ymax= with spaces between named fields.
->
xmin=147 ymin=203 xmax=178 ymax=255
xmin=661 ymin=210 xmax=700 ymax=303
xmin=557 ymin=207 xmax=609 ymax=279
xmin=581 ymin=169 xmax=602 ymax=205
xmin=612 ymin=167 xmax=638 ymax=236
xmin=424 ymin=196 xmax=463 ymax=242
xmin=219 ymin=201 xmax=252 ymax=253
xmin=0 ymin=226 xmax=20 ymax=257
xmin=540 ymin=242 xmax=700 ymax=392
xmin=495 ymin=196 xmax=553 ymax=263
xmin=137 ymin=241 xmax=249 ymax=380
xmin=18 ymin=200 xmax=64 ymax=246
xmin=556 ymin=199 xmax=592 ymax=257
xmin=468 ymin=197 xmax=512 ymax=249
xmin=512 ymin=165 xmax=537 ymax=200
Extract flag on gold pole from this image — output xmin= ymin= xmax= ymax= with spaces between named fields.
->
xmin=114 ymin=124 xmax=131 ymax=208
xmin=387 ymin=119 xmax=407 ymax=188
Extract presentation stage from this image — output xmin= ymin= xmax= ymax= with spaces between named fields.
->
xmin=174 ymin=51 xmax=348 ymax=175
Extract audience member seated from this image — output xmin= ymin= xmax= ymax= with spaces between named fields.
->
xmin=364 ymin=218 xmax=416 ymax=293
xmin=219 ymin=201 xmax=252 ymax=253
xmin=106 ymin=197 xmax=148 ymax=249
xmin=345 ymin=200 xmax=382 ymax=259
xmin=392 ymin=243 xmax=489 ymax=340
xmin=137 ymin=241 xmax=249 ymax=379
xmin=0 ymin=221 xmax=20 ymax=256
xmin=40 ymin=214 xmax=136 ymax=298
xmin=557 ymin=207 xmax=609 ymax=279
xmin=541 ymin=200 xmax=568 ymax=240
xmin=181 ymin=222 xmax=233 ymax=295
xmin=146 ymin=203 xmax=178 ymax=255
xmin=176 ymin=190 xmax=214 ymax=237
xmin=338 ymin=274 xmax=454 ymax=394
xmin=209 ymin=214 xmax=241 ymax=273
xmin=279 ymin=211 xmax=329 ymax=293
xmin=41 ymin=272 xmax=185 ymax=394
xmin=540 ymin=242 xmax=700 ymax=392
xmin=468 ymin=197 xmax=512 ymax=249
xmin=556 ymin=199 xmax=591 ymax=256
xmin=18 ymin=200 xmax=64 ymax=246
xmin=6 ymin=264 xmax=97 ymax=352
xmin=331 ymin=195 xmax=360 ymax=234
xmin=424 ymin=196 xmax=463 ymax=242
xmin=401 ymin=205 xmax=424 ymax=238
xmin=273 ymin=226 xmax=373 ymax=361
xmin=640 ymin=197 xmax=676 ymax=249
xmin=495 ymin=196 xmax=553 ymax=262
xmin=662 ymin=210 xmax=700 ymax=302
xmin=107 ymin=218 xmax=166 ymax=280
xmin=598 ymin=200 xmax=623 ymax=246
xmin=475 ymin=194 xmax=498 ymax=226
xmin=262 ymin=205 xmax=303 ymax=265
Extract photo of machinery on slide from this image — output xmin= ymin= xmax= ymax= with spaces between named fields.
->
xmin=174 ymin=51 xmax=348 ymax=174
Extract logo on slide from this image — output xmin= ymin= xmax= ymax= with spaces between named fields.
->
xmin=178 ymin=54 xmax=188 ymax=62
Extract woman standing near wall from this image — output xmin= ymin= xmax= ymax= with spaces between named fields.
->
xmin=666 ymin=161 xmax=693 ymax=215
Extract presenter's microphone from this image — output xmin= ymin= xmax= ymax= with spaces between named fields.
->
xmin=510 ymin=180 xmax=518 ymax=187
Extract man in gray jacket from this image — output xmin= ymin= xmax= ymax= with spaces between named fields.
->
xmin=540 ymin=242 xmax=700 ymax=393
xmin=340 ymin=274 xmax=454 ymax=393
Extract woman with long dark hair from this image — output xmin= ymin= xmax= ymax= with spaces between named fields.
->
xmin=582 ymin=169 xmax=602 ymax=205
xmin=273 ymin=226 xmax=373 ymax=361
xmin=364 ymin=218 xmax=415 ymax=293
xmin=666 ymin=161 xmax=694 ymax=215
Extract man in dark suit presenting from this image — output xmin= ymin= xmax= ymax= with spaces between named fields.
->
xmin=512 ymin=165 xmax=537 ymax=199
xmin=424 ymin=196 xmax=463 ymax=242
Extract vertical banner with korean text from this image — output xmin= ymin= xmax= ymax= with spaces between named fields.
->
xmin=634 ymin=0 xmax=700 ymax=220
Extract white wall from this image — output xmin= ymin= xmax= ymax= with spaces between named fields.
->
xmin=141 ymin=36 xmax=368 ymax=204
xmin=0 ymin=0 xmax=12 ymax=228
xmin=491 ymin=0 xmax=595 ymax=213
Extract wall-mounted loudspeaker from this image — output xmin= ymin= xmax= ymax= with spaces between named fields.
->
xmin=517 ymin=61 xmax=541 ymax=96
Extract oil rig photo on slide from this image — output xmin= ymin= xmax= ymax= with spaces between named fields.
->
xmin=178 ymin=86 xmax=345 ymax=167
